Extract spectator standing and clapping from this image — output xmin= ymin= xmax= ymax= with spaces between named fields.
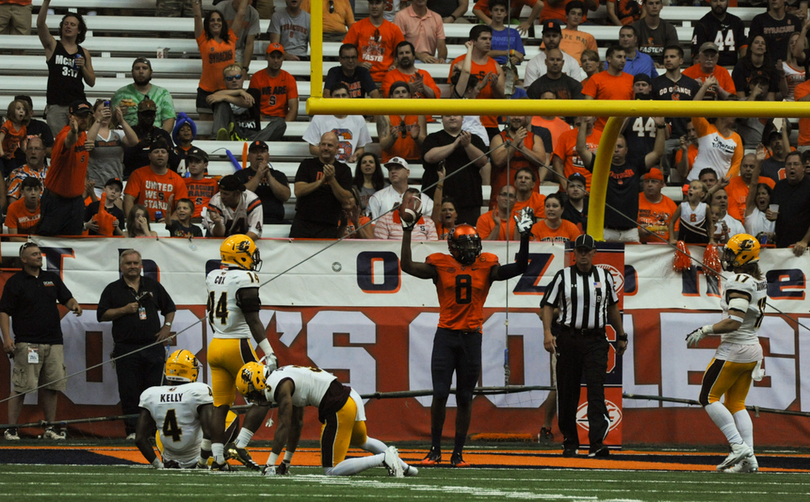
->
xmin=269 ymin=0 xmax=311 ymax=61
xmin=246 ymin=44 xmax=299 ymax=142
xmin=208 ymin=64 xmax=262 ymax=141
xmin=289 ymin=132 xmax=353 ymax=239
xmin=541 ymin=234 xmax=627 ymax=458
xmin=123 ymin=139 xmax=189 ymax=224
xmin=5 ymin=177 xmax=42 ymax=238
xmin=303 ymin=84 xmax=370 ymax=164
xmin=744 ymin=148 xmax=776 ymax=244
xmin=217 ymin=0 xmax=262 ymax=70
xmin=183 ymin=147 xmax=217 ymax=221
xmin=7 ymin=136 xmax=46 ymax=205
xmin=477 ymin=185 xmax=519 ymax=240
xmin=202 ymin=175 xmax=263 ymax=241
xmin=353 ymin=152 xmax=385 ymax=215
xmin=126 ymin=205 xmax=158 ymax=238
xmin=422 ymin=115 xmax=489 ymax=226
xmin=342 ymin=0 xmax=405 ymax=84
xmin=37 ymin=0 xmax=95 ymax=136
xmin=39 ymin=100 xmax=100 ymax=236
xmin=192 ymin=0 xmax=246 ymax=121
xmin=489 ymin=115 xmax=547 ymax=206
xmin=381 ymin=42 xmax=441 ymax=99
xmin=98 ymin=249 xmax=176 ymax=440
xmin=323 ymin=44 xmax=380 ymax=99
xmin=1 ymin=242 xmax=81 ymax=441
xmin=394 ymin=0 xmax=447 ymax=64
xmin=377 ymin=82 xmax=427 ymax=164
xmin=234 ymin=140 xmax=291 ymax=224
xmin=726 ymin=151 xmax=775 ymax=223
xmin=86 ymin=100 xmax=138 ymax=192
xmin=368 ymin=156 xmax=433 ymax=220
xmin=686 ymin=113 xmax=743 ymax=182
xmin=111 ymin=57 xmax=176 ymax=134
xmin=84 ymin=177 xmax=125 ymax=236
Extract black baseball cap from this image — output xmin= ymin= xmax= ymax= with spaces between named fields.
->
xmin=542 ymin=21 xmax=562 ymax=35
xmin=219 ymin=174 xmax=245 ymax=191
xmin=568 ymin=172 xmax=587 ymax=186
xmin=574 ymin=234 xmax=596 ymax=251
xmin=69 ymin=100 xmax=92 ymax=116
xmin=248 ymin=140 xmax=269 ymax=152
xmin=149 ymin=138 xmax=169 ymax=152
xmin=105 ymin=177 xmax=124 ymax=190
xmin=186 ymin=147 xmax=209 ymax=162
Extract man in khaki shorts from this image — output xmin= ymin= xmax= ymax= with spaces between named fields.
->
xmin=1 ymin=242 xmax=82 ymax=440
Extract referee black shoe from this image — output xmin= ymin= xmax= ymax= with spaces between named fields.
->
xmin=562 ymin=447 xmax=578 ymax=457
xmin=588 ymin=446 xmax=609 ymax=458
xmin=420 ymin=447 xmax=441 ymax=466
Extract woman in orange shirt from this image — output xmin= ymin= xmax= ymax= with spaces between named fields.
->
xmin=531 ymin=193 xmax=582 ymax=243
xmin=377 ymin=81 xmax=427 ymax=163
xmin=192 ymin=0 xmax=246 ymax=121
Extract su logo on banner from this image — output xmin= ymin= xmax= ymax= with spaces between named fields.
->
xmin=576 ymin=399 xmax=623 ymax=432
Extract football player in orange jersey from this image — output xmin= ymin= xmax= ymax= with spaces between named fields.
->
xmin=400 ymin=205 xmax=534 ymax=467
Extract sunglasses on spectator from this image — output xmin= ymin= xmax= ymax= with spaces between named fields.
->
xmin=225 ymin=74 xmax=242 ymax=81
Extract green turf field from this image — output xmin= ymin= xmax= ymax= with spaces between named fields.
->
xmin=3 ymin=464 xmax=809 ymax=501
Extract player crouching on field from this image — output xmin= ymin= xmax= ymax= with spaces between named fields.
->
xmin=237 ymin=362 xmax=417 ymax=477
xmin=135 ymin=349 xmax=238 ymax=469
xmin=686 ymin=234 xmax=766 ymax=474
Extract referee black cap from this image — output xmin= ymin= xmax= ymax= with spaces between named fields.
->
xmin=574 ymin=234 xmax=596 ymax=251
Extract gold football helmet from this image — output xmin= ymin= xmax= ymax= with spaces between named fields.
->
xmin=164 ymin=349 xmax=200 ymax=383
xmin=220 ymin=234 xmax=261 ymax=271
xmin=723 ymin=233 xmax=761 ymax=270
xmin=236 ymin=362 xmax=267 ymax=403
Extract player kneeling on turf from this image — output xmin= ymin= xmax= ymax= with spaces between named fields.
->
xmin=236 ymin=362 xmax=417 ymax=477
xmin=135 ymin=349 xmax=238 ymax=469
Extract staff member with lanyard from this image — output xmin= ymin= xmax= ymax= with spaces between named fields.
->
xmin=97 ymin=249 xmax=176 ymax=440
xmin=540 ymin=234 xmax=627 ymax=458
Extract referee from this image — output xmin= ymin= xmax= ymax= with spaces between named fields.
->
xmin=540 ymin=234 xmax=628 ymax=458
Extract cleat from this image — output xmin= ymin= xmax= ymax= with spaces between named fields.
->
xmin=225 ymin=442 xmax=261 ymax=471
xmin=723 ymin=456 xmax=759 ymax=473
xmin=717 ymin=442 xmax=753 ymax=471
xmin=420 ymin=448 xmax=441 ymax=466
xmin=210 ymin=460 xmax=233 ymax=472
xmin=43 ymin=428 xmax=65 ymax=440
xmin=383 ymin=445 xmax=404 ymax=478
xmin=450 ymin=452 xmax=469 ymax=467
xmin=538 ymin=427 xmax=554 ymax=443
xmin=403 ymin=464 xmax=418 ymax=476
xmin=588 ymin=446 xmax=609 ymax=458
xmin=4 ymin=428 xmax=19 ymax=441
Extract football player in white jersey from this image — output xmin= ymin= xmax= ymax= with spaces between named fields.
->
xmin=236 ymin=363 xmax=417 ymax=477
xmin=686 ymin=234 xmax=766 ymax=473
xmin=135 ymin=349 xmax=238 ymax=468
xmin=206 ymin=234 xmax=278 ymax=471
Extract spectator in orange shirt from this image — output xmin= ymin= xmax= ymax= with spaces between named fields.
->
xmin=123 ymin=138 xmax=189 ymax=223
xmin=512 ymin=167 xmax=546 ymax=218
xmin=192 ymin=0 xmax=246 ymax=120
xmin=342 ymin=0 xmax=405 ymax=83
xmin=184 ymin=147 xmax=218 ymax=220
xmin=637 ymin=168 xmax=677 ymax=243
xmin=377 ymin=81 xmax=427 ymax=163
xmin=560 ymin=1 xmax=598 ymax=65
xmin=530 ymin=90 xmax=570 ymax=165
xmin=448 ymin=25 xmax=506 ymax=139
xmin=300 ymin=0 xmax=354 ymax=42
xmin=682 ymin=42 xmax=736 ymax=100
xmin=582 ymin=45 xmax=634 ymax=130
xmin=552 ymin=116 xmax=601 ymax=190
xmin=673 ymin=119 xmax=699 ymax=184
xmin=247 ymin=43 xmax=299 ymax=142
xmin=7 ymin=137 xmax=46 ymax=205
xmin=725 ymin=152 xmax=776 ymax=223
xmin=531 ymin=193 xmax=582 ymax=243
xmin=478 ymin=185 xmax=519 ymax=240
xmin=5 ymin=176 xmax=42 ymax=239
xmin=490 ymin=115 xmax=547 ymax=207
xmin=381 ymin=41 xmax=441 ymax=98
xmin=607 ymin=0 xmax=641 ymax=26
xmin=339 ymin=187 xmax=374 ymax=239
xmin=40 ymin=99 xmax=101 ymax=236
xmin=580 ymin=49 xmax=601 ymax=86
xmin=795 ymin=78 xmax=810 ymax=149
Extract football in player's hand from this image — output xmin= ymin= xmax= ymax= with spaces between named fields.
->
xmin=398 ymin=192 xmax=422 ymax=224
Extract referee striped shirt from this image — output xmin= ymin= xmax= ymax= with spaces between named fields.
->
xmin=540 ymin=265 xmax=618 ymax=330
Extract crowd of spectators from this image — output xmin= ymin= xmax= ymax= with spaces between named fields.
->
xmin=0 ymin=0 xmax=809 ymax=254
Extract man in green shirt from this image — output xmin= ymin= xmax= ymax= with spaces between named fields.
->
xmin=112 ymin=57 xmax=176 ymax=133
